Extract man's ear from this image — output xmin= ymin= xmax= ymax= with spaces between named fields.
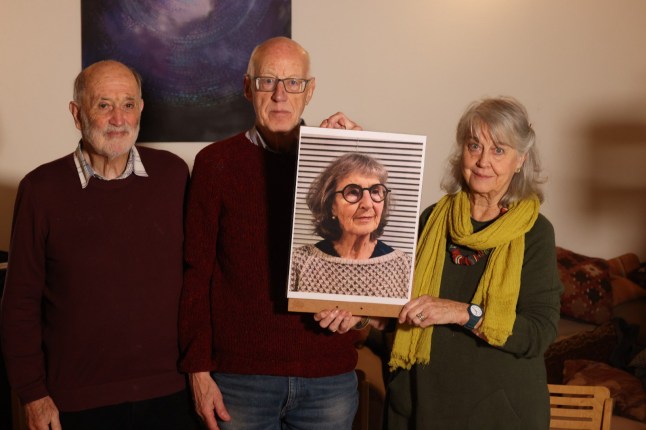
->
xmin=305 ymin=77 xmax=316 ymax=105
xmin=243 ymin=75 xmax=253 ymax=101
xmin=69 ymin=101 xmax=82 ymax=131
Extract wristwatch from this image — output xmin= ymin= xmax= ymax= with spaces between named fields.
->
xmin=463 ymin=303 xmax=483 ymax=330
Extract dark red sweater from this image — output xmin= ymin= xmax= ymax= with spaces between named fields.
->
xmin=0 ymin=146 xmax=188 ymax=411
xmin=179 ymin=133 xmax=358 ymax=376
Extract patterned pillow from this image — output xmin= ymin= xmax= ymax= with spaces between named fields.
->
xmin=563 ymin=359 xmax=646 ymax=422
xmin=630 ymin=347 xmax=646 ymax=369
xmin=556 ymin=247 xmax=613 ymax=324
xmin=544 ymin=320 xmax=618 ymax=384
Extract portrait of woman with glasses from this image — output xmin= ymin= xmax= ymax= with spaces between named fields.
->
xmin=288 ymin=153 xmax=412 ymax=299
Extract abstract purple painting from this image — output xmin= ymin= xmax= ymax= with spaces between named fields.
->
xmin=81 ymin=1 xmax=291 ymax=142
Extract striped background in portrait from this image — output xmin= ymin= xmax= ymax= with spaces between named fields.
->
xmin=291 ymin=126 xmax=427 ymax=257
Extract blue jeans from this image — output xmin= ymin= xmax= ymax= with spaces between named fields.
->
xmin=212 ymin=371 xmax=358 ymax=430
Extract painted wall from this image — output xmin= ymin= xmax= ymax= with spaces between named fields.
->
xmin=1 ymin=0 xmax=645 ymax=259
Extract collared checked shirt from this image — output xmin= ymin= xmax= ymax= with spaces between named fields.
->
xmin=73 ymin=142 xmax=148 ymax=189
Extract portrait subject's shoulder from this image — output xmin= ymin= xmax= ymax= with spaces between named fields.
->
xmin=293 ymin=244 xmax=316 ymax=258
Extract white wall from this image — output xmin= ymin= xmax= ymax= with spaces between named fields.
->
xmin=1 ymin=0 xmax=645 ymax=259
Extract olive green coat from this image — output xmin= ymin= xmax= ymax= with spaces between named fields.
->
xmin=386 ymin=208 xmax=562 ymax=430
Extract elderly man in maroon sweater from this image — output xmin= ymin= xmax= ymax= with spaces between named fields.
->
xmin=0 ymin=61 xmax=197 ymax=430
xmin=179 ymin=37 xmax=381 ymax=430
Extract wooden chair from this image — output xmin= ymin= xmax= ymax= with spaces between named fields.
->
xmin=548 ymin=384 xmax=613 ymax=430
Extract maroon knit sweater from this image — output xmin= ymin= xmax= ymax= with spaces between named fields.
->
xmin=179 ymin=133 xmax=359 ymax=376
xmin=0 ymin=146 xmax=188 ymax=411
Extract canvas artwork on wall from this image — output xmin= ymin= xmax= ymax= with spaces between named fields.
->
xmin=287 ymin=127 xmax=427 ymax=317
xmin=81 ymin=0 xmax=291 ymax=142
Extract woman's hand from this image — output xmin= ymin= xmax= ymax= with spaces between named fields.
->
xmin=319 ymin=112 xmax=363 ymax=130
xmin=314 ymin=309 xmax=361 ymax=334
xmin=398 ymin=295 xmax=470 ymax=328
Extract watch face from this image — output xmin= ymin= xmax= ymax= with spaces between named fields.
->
xmin=470 ymin=304 xmax=483 ymax=317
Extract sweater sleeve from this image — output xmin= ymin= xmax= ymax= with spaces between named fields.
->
xmin=499 ymin=214 xmax=563 ymax=358
xmin=178 ymin=148 xmax=222 ymax=372
xmin=0 ymin=177 xmax=50 ymax=404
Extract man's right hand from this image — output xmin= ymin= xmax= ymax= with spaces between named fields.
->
xmin=189 ymin=372 xmax=231 ymax=430
xmin=24 ymin=396 xmax=61 ymax=430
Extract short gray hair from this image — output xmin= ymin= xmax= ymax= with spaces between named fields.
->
xmin=307 ymin=153 xmax=390 ymax=241
xmin=441 ymin=96 xmax=545 ymax=205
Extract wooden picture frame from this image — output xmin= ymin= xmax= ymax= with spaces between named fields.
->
xmin=287 ymin=127 xmax=426 ymax=317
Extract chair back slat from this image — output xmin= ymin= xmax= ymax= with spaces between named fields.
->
xmin=548 ymin=384 xmax=613 ymax=430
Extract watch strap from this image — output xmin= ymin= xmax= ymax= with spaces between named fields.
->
xmin=464 ymin=304 xmax=483 ymax=330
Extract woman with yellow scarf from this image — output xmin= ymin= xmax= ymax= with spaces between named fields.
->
xmin=386 ymin=97 xmax=562 ymax=430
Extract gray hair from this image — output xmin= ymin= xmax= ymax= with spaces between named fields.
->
xmin=441 ymin=96 xmax=545 ymax=205
xmin=307 ymin=153 xmax=390 ymax=241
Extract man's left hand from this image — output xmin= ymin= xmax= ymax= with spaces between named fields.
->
xmin=314 ymin=309 xmax=361 ymax=334
xmin=319 ymin=112 xmax=362 ymax=130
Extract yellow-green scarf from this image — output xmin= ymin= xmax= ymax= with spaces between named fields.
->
xmin=389 ymin=190 xmax=540 ymax=371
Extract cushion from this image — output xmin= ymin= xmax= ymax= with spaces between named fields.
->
xmin=612 ymin=275 xmax=646 ymax=306
xmin=614 ymin=300 xmax=646 ymax=345
xmin=556 ymin=247 xmax=613 ymax=324
xmin=630 ymin=348 xmax=646 ymax=369
xmin=608 ymin=253 xmax=641 ymax=277
xmin=630 ymin=348 xmax=646 ymax=402
xmin=545 ymin=320 xmax=619 ymax=384
xmin=556 ymin=317 xmax=598 ymax=341
xmin=629 ymin=263 xmax=646 ymax=289
xmin=563 ymin=359 xmax=646 ymax=422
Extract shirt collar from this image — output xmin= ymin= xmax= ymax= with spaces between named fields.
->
xmin=73 ymin=142 xmax=148 ymax=189
xmin=245 ymin=120 xmax=306 ymax=153
xmin=245 ymin=126 xmax=274 ymax=152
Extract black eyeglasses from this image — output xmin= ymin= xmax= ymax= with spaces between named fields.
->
xmin=252 ymin=76 xmax=311 ymax=94
xmin=335 ymin=184 xmax=390 ymax=204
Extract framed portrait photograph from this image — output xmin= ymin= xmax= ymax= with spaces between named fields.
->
xmin=287 ymin=126 xmax=427 ymax=317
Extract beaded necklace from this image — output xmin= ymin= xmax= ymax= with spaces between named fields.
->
xmin=448 ymin=207 xmax=508 ymax=266
xmin=448 ymin=243 xmax=489 ymax=265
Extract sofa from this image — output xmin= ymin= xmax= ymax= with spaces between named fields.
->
xmin=545 ymin=247 xmax=646 ymax=429
xmin=354 ymin=246 xmax=646 ymax=430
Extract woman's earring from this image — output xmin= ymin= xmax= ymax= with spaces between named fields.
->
xmin=332 ymin=215 xmax=337 ymax=220
xmin=515 ymin=167 xmax=521 ymax=174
